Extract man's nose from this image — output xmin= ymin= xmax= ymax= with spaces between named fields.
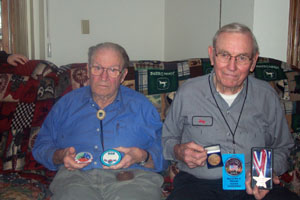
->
xmin=100 ymin=69 xmax=109 ymax=80
xmin=227 ymin=57 xmax=238 ymax=71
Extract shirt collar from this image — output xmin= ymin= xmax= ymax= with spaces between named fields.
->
xmin=208 ymin=70 xmax=248 ymax=100
xmin=84 ymin=85 xmax=124 ymax=111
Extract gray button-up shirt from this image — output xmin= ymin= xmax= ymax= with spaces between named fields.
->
xmin=162 ymin=72 xmax=294 ymax=180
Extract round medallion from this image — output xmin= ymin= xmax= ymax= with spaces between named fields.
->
xmin=225 ymin=157 xmax=243 ymax=176
xmin=101 ymin=149 xmax=122 ymax=166
xmin=75 ymin=152 xmax=93 ymax=164
xmin=207 ymin=153 xmax=221 ymax=166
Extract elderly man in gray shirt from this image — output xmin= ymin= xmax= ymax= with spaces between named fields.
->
xmin=162 ymin=23 xmax=298 ymax=200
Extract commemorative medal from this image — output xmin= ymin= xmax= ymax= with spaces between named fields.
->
xmin=222 ymin=154 xmax=245 ymax=190
xmin=101 ymin=149 xmax=122 ymax=166
xmin=251 ymin=147 xmax=273 ymax=190
xmin=205 ymin=144 xmax=223 ymax=168
xmin=75 ymin=152 xmax=93 ymax=164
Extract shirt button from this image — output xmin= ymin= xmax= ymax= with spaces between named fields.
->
xmin=227 ymin=132 xmax=230 ymax=136
xmin=94 ymin=161 xmax=97 ymax=165
xmin=227 ymin=111 xmax=230 ymax=114
xmin=94 ymin=145 xmax=98 ymax=149
xmin=92 ymin=104 xmax=95 ymax=107
xmin=97 ymin=128 xmax=100 ymax=132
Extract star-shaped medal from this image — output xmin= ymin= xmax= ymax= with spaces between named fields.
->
xmin=253 ymin=172 xmax=271 ymax=188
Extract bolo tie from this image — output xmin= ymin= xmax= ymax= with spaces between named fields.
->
xmin=96 ymin=109 xmax=122 ymax=167
xmin=96 ymin=108 xmax=133 ymax=181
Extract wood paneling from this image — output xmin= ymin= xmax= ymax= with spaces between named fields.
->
xmin=287 ymin=0 xmax=300 ymax=68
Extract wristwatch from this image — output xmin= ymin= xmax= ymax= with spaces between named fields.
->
xmin=138 ymin=150 xmax=150 ymax=166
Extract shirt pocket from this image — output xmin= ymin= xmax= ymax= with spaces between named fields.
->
xmin=182 ymin=115 xmax=222 ymax=146
xmin=115 ymin=120 xmax=151 ymax=148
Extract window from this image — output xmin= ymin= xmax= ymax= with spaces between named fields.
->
xmin=287 ymin=0 xmax=300 ymax=68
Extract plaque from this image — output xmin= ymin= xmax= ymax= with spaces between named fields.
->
xmin=222 ymin=154 xmax=245 ymax=190
xmin=251 ymin=147 xmax=273 ymax=190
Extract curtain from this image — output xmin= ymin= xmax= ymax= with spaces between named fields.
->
xmin=287 ymin=0 xmax=300 ymax=68
xmin=9 ymin=0 xmax=28 ymax=56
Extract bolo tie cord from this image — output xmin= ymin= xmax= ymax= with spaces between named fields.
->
xmin=97 ymin=110 xmax=106 ymax=151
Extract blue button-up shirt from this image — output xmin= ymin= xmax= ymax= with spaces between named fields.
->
xmin=33 ymin=85 xmax=167 ymax=172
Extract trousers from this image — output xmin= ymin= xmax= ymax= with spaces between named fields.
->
xmin=167 ymin=171 xmax=299 ymax=200
xmin=50 ymin=166 xmax=164 ymax=200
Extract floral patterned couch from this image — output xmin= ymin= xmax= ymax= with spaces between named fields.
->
xmin=0 ymin=57 xmax=299 ymax=199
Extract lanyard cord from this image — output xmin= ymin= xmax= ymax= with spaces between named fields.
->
xmin=208 ymin=75 xmax=248 ymax=153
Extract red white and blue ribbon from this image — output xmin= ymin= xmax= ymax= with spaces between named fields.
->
xmin=253 ymin=149 xmax=271 ymax=177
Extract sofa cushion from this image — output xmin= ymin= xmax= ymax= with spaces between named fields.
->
xmin=0 ymin=172 xmax=52 ymax=200
xmin=0 ymin=61 xmax=60 ymax=174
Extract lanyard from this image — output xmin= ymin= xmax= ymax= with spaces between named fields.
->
xmin=208 ymin=75 xmax=248 ymax=153
xmin=97 ymin=110 xmax=106 ymax=150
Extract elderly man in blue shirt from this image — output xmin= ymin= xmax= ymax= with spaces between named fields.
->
xmin=33 ymin=42 xmax=167 ymax=200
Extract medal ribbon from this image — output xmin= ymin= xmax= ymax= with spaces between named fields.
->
xmin=253 ymin=149 xmax=269 ymax=176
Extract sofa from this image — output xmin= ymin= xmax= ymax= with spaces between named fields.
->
xmin=0 ymin=57 xmax=299 ymax=199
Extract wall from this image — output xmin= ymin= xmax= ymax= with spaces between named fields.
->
xmin=164 ymin=0 xmax=255 ymax=61
xmin=34 ymin=0 xmax=290 ymax=65
xmin=253 ymin=0 xmax=289 ymax=62
xmin=164 ymin=0 xmax=290 ymax=62
xmin=45 ymin=0 xmax=164 ymax=66
xmin=164 ymin=0 xmax=219 ymax=61
xmin=221 ymin=0 xmax=254 ymax=28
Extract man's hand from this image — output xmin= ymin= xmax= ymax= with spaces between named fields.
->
xmin=174 ymin=141 xmax=207 ymax=168
xmin=53 ymin=147 xmax=91 ymax=171
xmin=7 ymin=54 xmax=28 ymax=66
xmin=103 ymin=147 xmax=153 ymax=169
xmin=245 ymin=170 xmax=280 ymax=200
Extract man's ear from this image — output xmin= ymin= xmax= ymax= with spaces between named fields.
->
xmin=208 ymin=46 xmax=215 ymax=66
xmin=250 ymin=53 xmax=259 ymax=72
xmin=120 ymin=68 xmax=128 ymax=83
xmin=86 ymin=64 xmax=90 ymax=78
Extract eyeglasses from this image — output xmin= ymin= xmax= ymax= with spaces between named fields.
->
xmin=214 ymin=50 xmax=252 ymax=65
xmin=90 ymin=65 xmax=123 ymax=77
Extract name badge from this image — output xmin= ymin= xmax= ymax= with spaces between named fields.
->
xmin=192 ymin=116 xmax=213 ymax=126
xmin=222 ymin=154 xmax=245 ymax=190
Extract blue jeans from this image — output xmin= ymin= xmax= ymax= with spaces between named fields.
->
xmin=167 ymin=171 xmax=299 ymax=200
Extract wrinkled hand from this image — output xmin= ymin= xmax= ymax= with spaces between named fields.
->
xmin=102 ymin=147 xmax=142 ymax=170
xmin=60 ymin=147 xmax=91 ymax=171
xmin=245 ymin=170 xmax=280 ymax=200
xmin=174 ymin=141 xmax=207 ymax=168
xmin=7 ymin=54 xmax=28 ymax=66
